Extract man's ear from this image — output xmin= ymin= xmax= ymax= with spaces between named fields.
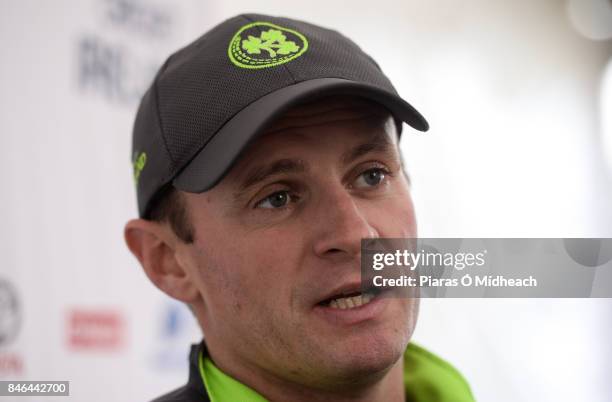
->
xmin=124 ymin=219 xmax=199 ymax=303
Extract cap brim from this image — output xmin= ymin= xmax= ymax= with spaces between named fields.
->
xmin=173 ymin=77 xmax=428 ymax=193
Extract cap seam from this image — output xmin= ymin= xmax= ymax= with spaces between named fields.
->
xmin=152 ymin=58 xmax=177 ymax=171
xmin=281 ymin=55 xmax=297 ymax=83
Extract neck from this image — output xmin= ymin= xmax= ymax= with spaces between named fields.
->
xmin=206 ymin=341 xmax=406 ymax=402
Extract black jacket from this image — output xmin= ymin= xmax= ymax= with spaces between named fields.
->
xmin=151 ymin=343 xmax=209 ymax=402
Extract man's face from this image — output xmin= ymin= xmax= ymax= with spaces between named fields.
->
xmin=178 ymin=97 xmax=418 ymax=389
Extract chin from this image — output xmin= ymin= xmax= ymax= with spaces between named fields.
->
xmin=320 ymin=328 xmax=410 ymax=383
xmin=298 ymin=299 xmax=418 ymax=386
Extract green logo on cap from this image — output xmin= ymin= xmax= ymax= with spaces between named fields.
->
xmin=132 ymin=151 xmax=147 ymax=185
xmin=228 ymin=22 xmax=308 ymax=69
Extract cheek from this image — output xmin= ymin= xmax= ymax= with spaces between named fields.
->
xmin=191 ymin=231 xmax=301 ymax=312
xmin=375 ymin=187 xmax=417 ymax=238
xmin=400 ymin=196 xmax=417 ymax=237
xmin=188 ymin=242 xmax=242 ymax=313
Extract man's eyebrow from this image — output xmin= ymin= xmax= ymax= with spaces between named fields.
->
xmin=235 ymin=159 xmax=307 ymax=194
xmin=341 ymin=134 xmax=397 ymax=166
xmin=234 ymin=132 xmax=398 ymax=196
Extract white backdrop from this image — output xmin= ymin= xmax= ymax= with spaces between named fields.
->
xmin=1 ymin=1 xmax=611 ymax=401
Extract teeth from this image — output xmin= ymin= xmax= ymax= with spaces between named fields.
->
xmin=327 ymin=292 xmax=375 ymax=309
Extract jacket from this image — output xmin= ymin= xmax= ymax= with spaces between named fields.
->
xmin=151 ymin=341 xmax=475 ymax=402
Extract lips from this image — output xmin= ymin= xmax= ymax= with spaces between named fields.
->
xmin=312 ymin=281 xmax=391 ymax=326
xmin=316 ymin=282 xmax=382 ymax=309
xmin=327 ymin=292 xmax=375 ymax=309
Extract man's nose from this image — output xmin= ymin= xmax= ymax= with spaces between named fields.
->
xmin=312 ymin=188 xmax=379 ymax=260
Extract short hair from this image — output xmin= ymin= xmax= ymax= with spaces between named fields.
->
xmin=147 ymin=185 xmax=195 ymax=244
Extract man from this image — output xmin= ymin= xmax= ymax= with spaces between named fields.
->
xmin=124 ymin=13 xmax=475 ymax=402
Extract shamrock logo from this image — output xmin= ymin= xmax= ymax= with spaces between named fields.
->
xmin=241 ymin=29 xmax=300 ymax=58
xmin=228 ymin=22 xmax=309 ymax=69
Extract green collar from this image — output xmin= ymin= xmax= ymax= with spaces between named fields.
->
xmin=199 ymin=343 xmax=475 ymax=402
xmin=198 ymin=350 xmax=268 ymax=402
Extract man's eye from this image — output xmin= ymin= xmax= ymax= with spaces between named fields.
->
xmin=354 ymin=168 xmax=388 ymax=188
xmin=255 ymin=191 xmax=292 ymax=209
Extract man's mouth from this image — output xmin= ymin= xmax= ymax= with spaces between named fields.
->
xmin=317 ymin=287 xmax=382 ymax=310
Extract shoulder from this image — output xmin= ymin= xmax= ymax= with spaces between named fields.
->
xmin=149 ymin=384 xmax=210 ymax=402
xmin=404 ymin=342 xmax=476 ymax=402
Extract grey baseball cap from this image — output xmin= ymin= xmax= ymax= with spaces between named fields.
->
xmin=131 ymin=13 xmax=428 ymax=218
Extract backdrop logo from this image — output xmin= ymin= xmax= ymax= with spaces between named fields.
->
xmin=228 ymin=22 xmax=308 ymax=69
xmin=151 ymin=300 xmax=199 ymax=371
xmin=67 ymin=309 xmax=124 ymax=351
xmin=0 ymin=279 xmax=21 ymax=347
xmin=77 ymin=0 xmax=175 ymax=104
xmin=0 ymin=279 xmax=23 ymax=377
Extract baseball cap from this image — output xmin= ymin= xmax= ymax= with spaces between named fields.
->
xmin=131 ymin=13 xmax=429 ymax=218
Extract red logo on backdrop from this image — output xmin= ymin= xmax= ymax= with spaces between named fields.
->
xmin=0 ymin=354 xmax=23 ymax=376
xmin=68 ymin=309 xmax=124 ymax=350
